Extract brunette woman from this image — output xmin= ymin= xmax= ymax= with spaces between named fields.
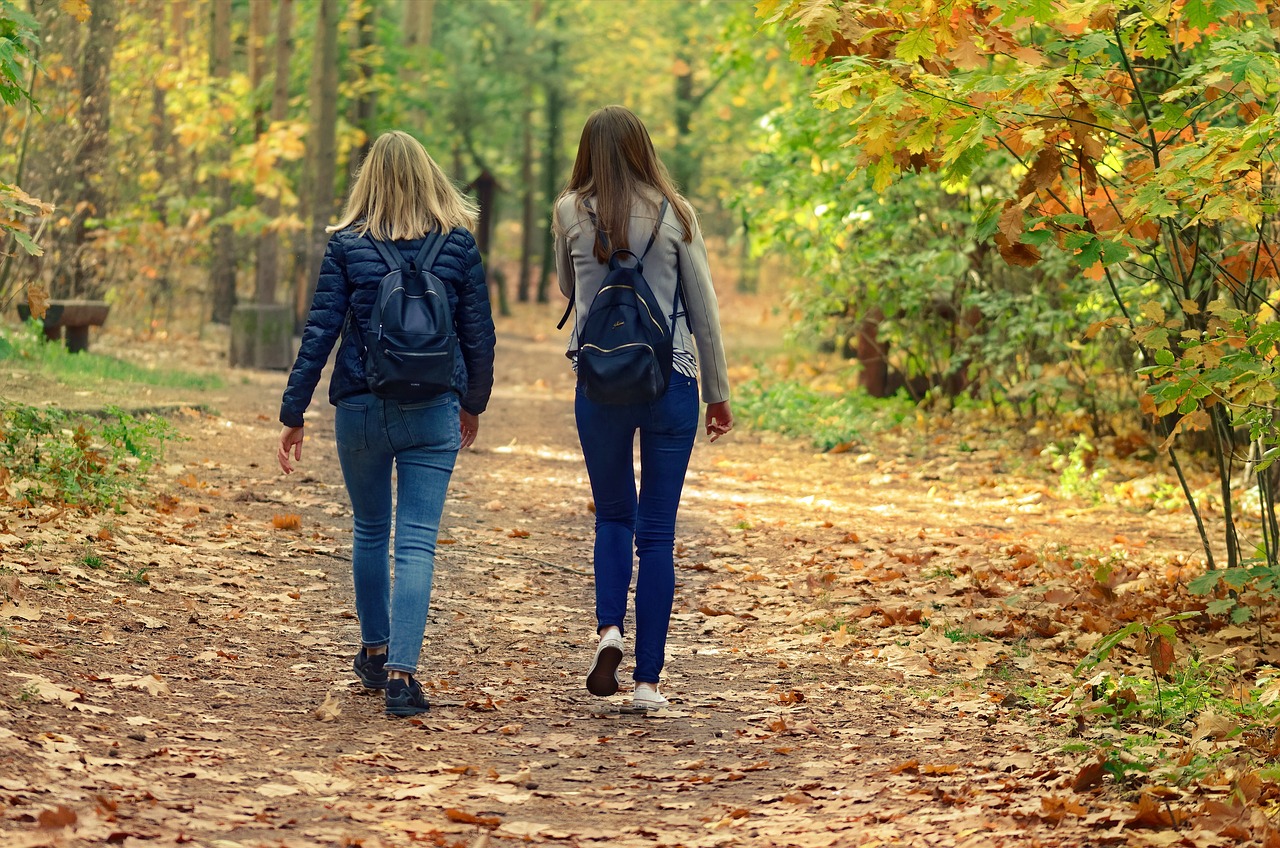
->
xmin=554 ymin=106 xmax=732 ymax=710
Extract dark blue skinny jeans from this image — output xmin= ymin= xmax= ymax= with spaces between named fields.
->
xmin=575 ymin=372 xmax=699 ymax=684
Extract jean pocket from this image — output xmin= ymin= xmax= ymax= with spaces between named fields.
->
xmin=399 ymin=394 xmax=460 ymax=452
xmin=650 ymin=375 xmax=699 ymax=437
xmin=335 ymin=398 xmax=370 ymax=453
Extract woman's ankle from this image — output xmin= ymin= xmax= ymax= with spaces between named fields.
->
xmin=598 ymin=625 xmax=621 ymax=641
xmin=366 ymin=645 xmax=387 ymax=657
xmin=388 ymin=670 xmax=410 ymax=681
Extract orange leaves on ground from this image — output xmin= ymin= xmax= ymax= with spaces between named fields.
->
xmin=507 ymin=528 xmax=530 ymax=539
xmin=1041 ymin=795 xmax=1087 ymax=823
xmin=445 ymin=809 xmax=501 ymax=828
xmin=1073 ymin=760 xmax=1106 ymax=792
xmin=1130 ymin=792 xmax=1180 ymax=829
xmin=271 ymin=513 xmax=301 ymax=530
xmin=37 ymin=805 xmax=77 ymax=829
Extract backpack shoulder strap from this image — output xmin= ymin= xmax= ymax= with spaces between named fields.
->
xmin=560 ymin=197 xmax=673 ymax=332
xmin=557 ymin=294 xmax=574 ymax=330
xmin=673 ymin=263 xmax=692 ymax=333
xmin=638 ymin=197 xmax=669 ymax=261
xmin=412 ymin=230 xmax=447 ymax=276
xmin=369 ymin=237 xmax=401 ymax=273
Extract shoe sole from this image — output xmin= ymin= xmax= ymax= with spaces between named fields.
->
xmin=385 ymin=705 xmax=429 ymax=717
xmin=586 ymin=644 xmax=623 ymax=696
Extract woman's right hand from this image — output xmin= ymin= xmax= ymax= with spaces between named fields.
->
xmin=278 ymin=425 xmax=304 ymax=474
xmin=705 ymin=401 xmax=733 ymax=443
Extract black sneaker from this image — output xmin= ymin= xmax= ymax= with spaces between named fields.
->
xmin=385 ymin=676 xmax=429 ymax=717
xmin=353 ymin=648 xmax=388 ymax=690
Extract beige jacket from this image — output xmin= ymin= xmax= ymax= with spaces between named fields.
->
xmin=555 ymin=190 xmax=731 ymax=404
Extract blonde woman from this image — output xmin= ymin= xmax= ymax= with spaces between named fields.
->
xmin=555 ymin=106 xmax=732 ymax=710
xmin=278 ymin=131 xmax=495 ymax=717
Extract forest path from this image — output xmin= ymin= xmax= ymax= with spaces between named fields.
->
xmin=0 ymin=302 xmax=1165 ymax=847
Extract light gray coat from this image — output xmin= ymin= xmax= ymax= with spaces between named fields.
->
xmin=555 ymin=190 xmax=731 ymax=404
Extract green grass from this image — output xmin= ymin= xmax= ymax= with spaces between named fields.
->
xmin=0 ymin=320 xmax=223 ymax=391
xmin=943 ymin=626 xmax=990 ymax=643
xmin=736 ymin=371 xmax=913 ymax=451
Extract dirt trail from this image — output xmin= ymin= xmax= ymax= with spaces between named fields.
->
xmin=0 ymin=303 xmax=1162 ymax=847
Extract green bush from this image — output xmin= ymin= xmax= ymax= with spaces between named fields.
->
xmin=737 ymin=371 xmax=911 ymax=451
xmin=0 ymin=403 xmax=177 ymax=512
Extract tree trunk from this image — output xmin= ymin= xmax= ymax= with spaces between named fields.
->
xmin=348 ymin=0 xmax=377 ymax=180
xmin=255 ymin=0 xmax=293 ymax=306
xmin=469 ymin=170 xmax=504 ymax=315
xmin=172 ymin=0 xmax=188 ymax=49
xmin=518 ymin=99 xmax=536 ymax=303
xmin=296 ymin=0 xmax=340 ymax=328
xmin=673 ymin=50 xmax=696 ymax=195
xmin=208 ymin=0 xmax=237 ymax=324
xmin=517 ymin=0 xmax=543 ymax=304
xmin=248 ymin=0 xmax=271 ymax=138
xmin=67 ymin=0 xmax=116 ymax=301
xmin=536 ymin=20 xmax=561 ymax=305
xmin=404 ymin=0 xmax=435 ymax=48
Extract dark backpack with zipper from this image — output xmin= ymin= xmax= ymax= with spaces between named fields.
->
xmin=558 ymin=198 xmax=688 ymax=405
xmin=350 ymin=232 xmax=459 ymax=400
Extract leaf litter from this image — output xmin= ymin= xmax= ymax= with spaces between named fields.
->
xmin=0 ymin=310 xmax=1277 ymax=846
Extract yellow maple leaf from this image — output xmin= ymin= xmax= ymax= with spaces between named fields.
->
xmin=59 ymin=0 xmax=91 ymax=22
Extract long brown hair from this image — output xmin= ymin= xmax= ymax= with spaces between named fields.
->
xmin=557 ymin=105 xmax=694 ymax=263
xmin=329 ymin=130 xmax=479 ymax=239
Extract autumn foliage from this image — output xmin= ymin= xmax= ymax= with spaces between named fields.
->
xmin=763 ymin=0 xmax=1280 ymax=590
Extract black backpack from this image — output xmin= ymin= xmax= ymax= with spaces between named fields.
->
xmin=558 ymin=198 xmax=688 ymax=405
xmin=350 ymin=232 xmax=459 ymax=401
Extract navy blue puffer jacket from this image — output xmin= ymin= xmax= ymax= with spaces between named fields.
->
xmin=279 ymin=226 xmax=496 ymax=427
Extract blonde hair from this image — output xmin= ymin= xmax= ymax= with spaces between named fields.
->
xmin=556 ymin=105 xmax=694 ymax=264
xmin=329 ymin=131 xmax=479 ymax=238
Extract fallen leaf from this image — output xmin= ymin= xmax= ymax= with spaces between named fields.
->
xmin=37 ymin=804 xmax=76 ymax=829
xmin=314 ymin=689 xmax=342 ymax=722
xmin=446 ymin=809 xmax=501 ymax=828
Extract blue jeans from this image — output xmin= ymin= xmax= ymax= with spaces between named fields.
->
xmin=575 ymin=372 xmax=699 ymax=684
xmin=334 ymin=392 xmax=460 ymax=675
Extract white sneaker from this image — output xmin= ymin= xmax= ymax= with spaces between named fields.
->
xmin=632 ymin=682 xmax=669 ymax=711
xmin=586 ymin=632 xmax=624 ymax=696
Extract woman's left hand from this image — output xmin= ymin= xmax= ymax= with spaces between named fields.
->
xmin=278 ymin=425 xmax=305 ymax=474
xmin=705 ymin=401 xmax=733 ymax=443
xmin=460 ymin=411 xmax=480 ymax=449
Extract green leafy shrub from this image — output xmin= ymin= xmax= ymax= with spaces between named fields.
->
xmin=736 ymin=371 xmax=911 ymax=451
xmin=0 ymin=403 xmax=177 ymax=512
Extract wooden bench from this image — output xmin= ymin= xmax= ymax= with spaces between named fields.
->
xmin=17 ymin=300 xmax=111 ymax=353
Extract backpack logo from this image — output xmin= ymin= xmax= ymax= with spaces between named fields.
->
xmin=354 ymin=233 xmax=459 ymax=401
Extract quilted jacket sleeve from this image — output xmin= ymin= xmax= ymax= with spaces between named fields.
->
xmin=453 ymin=230 xmax=496 ymax=415
xmin=279 ymin=236 xmax=350 ymax=427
